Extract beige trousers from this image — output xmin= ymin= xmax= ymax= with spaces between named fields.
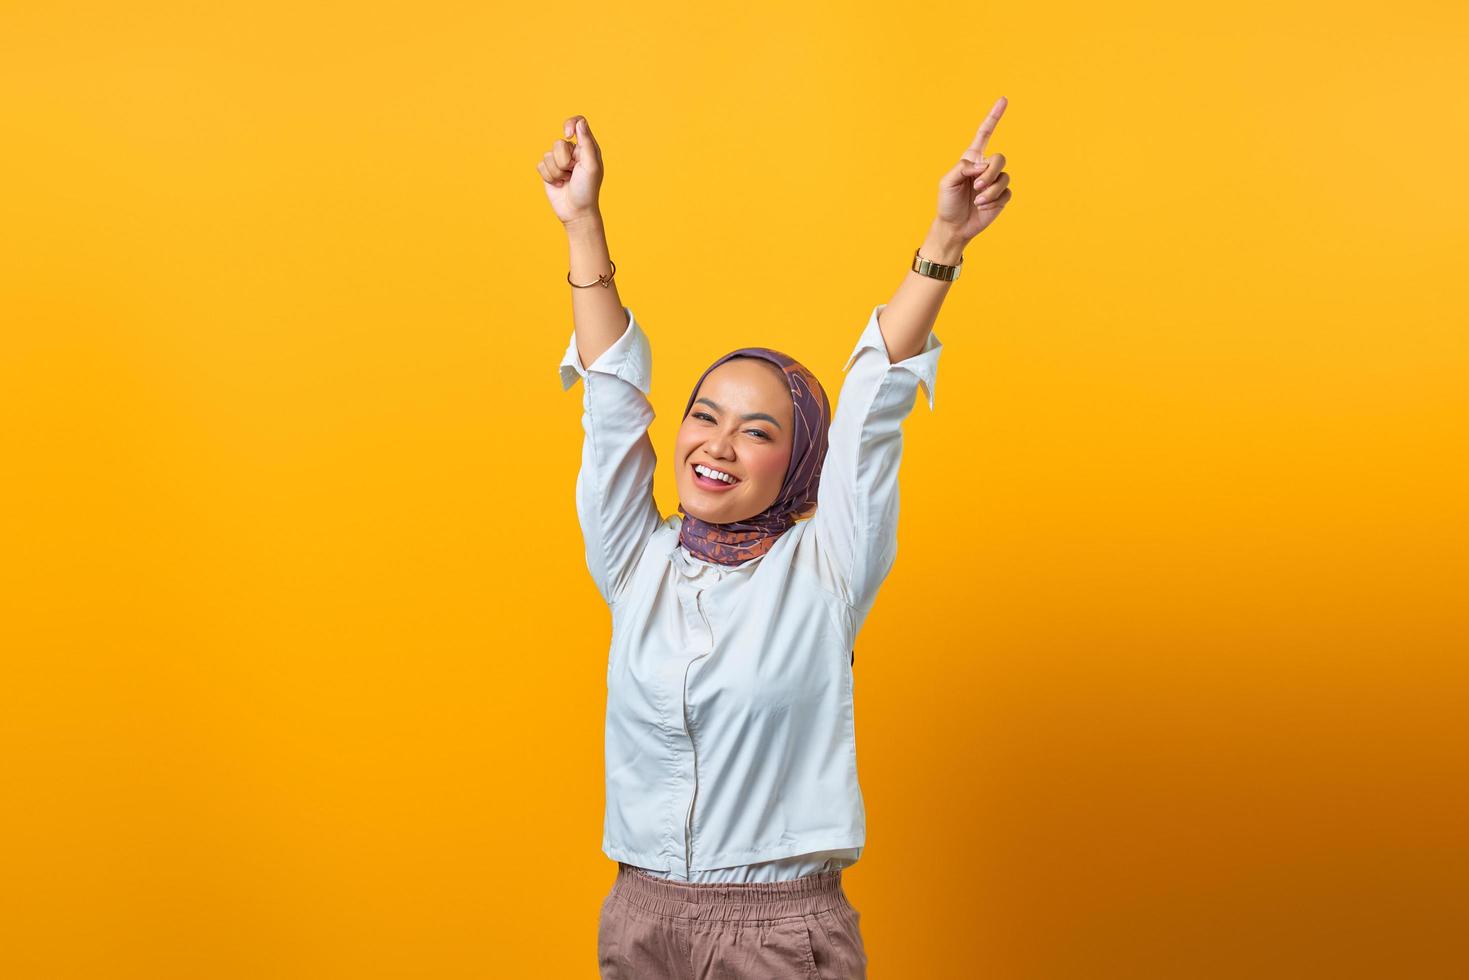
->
xmin=597 ymin=862 xmax=868 ymax=979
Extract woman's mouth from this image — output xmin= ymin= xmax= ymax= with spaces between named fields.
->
xmin=691 ymin=462 xmax=741 ymax=491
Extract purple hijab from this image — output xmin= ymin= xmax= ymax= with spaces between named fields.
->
xmin=677 ymin=347 xmax=832 ymax=566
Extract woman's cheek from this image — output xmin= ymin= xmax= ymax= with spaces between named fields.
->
xmin=755 ymin=448 xmax=788 ymax=488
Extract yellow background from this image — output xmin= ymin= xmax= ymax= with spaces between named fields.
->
xmin=3 ymin=1 xmax=1466 ymax=977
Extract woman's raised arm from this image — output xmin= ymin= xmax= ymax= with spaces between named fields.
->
xmin=538 ymin=114 xmax=624 ymax=367
xmin=541 ymin=115 xmax=662 ymax=608
xmin=876 ymin=97 xmax=1013 ymax=360
xmin=804 ymin=99 xmax=1014 ymax=622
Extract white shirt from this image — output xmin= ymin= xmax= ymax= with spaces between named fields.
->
xmin=559 ymin=303 xmax=941 ymax=882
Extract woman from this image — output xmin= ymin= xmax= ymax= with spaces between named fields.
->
xmin=537 ymin=102 xmax=1012 ymax=979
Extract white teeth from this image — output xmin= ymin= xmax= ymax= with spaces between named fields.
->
xmin=695 ymin=464 xmax=736 ymax=484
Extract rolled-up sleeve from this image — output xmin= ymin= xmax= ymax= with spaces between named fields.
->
xmin=559 ymin=308 xmax=663 ymax=607
xmin=807 ymin=303 xmax=942 ymax=625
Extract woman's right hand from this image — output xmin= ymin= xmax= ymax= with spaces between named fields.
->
xmin=538 ymin=115 xmax=604 ymax=226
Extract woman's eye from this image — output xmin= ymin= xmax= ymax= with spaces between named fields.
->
xmin=691 ymin=413 xmax=766 ymax=440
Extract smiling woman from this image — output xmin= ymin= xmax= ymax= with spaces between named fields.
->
xmin=541 ymin=101 xmax=1012 ymax=979
xmin=677 ymin=357 xmax=795 ymax=518
xmin=673 ymin=350 xmax=828 ymax=562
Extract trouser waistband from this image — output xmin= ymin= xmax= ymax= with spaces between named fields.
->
xmin=611 ymin=862 xmax=847 ymax=920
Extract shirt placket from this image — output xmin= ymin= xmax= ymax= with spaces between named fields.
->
xmin=674 ymin=558 xmax=717 ymax=877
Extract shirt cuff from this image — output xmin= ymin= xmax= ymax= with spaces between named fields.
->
xmin=558 ymin=307 xmax=653 ymax=395
xmin=841 ymin=303 xmax=943 ymax=410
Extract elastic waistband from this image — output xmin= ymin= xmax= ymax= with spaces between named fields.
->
xmin=611 ymin=863 xmax=847 ymax=920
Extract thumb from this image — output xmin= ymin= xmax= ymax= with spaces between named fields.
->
xmin=577 ymin=117 xmax=600 ymax=155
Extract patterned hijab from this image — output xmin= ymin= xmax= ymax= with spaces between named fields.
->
xmin=677 ymin=348 xmax=832 ymax=566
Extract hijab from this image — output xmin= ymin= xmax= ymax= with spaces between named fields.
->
xmin=677 ymin=347 xmax=832 ymax=566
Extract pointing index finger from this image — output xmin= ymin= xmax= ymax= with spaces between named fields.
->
xmin=968 ymin=97 xmax=1008 ymax=156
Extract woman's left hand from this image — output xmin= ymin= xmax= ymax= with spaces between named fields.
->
xmin=935 ymin=97 xmax=1013 ymax=241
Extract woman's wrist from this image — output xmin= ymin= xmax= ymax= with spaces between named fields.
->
xmin=919 ymin=219 xmax=969 ymax=266
xmin=564 ymin=210 xmax=605 ymax=237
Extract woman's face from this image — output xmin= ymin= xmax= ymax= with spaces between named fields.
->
xmin=675 ymin=357 xmax=794 ymax=525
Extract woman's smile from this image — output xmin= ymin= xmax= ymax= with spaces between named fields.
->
xmin=691 ymin=462 xmax=742 ymax=491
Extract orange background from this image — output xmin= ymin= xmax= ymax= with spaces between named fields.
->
xmin=4 ymin=2 xmax=1467 ymax=977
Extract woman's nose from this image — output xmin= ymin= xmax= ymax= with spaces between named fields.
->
xmin=704 ymin=432 xmax=734 ymax=458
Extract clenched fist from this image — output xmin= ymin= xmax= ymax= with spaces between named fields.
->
xmin=537 ymin=114 xmax=604 ymax=225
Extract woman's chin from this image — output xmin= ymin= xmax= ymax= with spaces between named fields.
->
xmin=682 ymin=502 xmax=724 ymax=523
xmin=681 ymin=494 xmax=744 ymax=525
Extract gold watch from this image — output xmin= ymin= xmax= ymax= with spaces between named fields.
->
xmin=912 ymin=247 xmax=962 ymax=282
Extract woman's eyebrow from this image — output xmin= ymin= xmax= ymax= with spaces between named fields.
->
xmin=694 ymin=397 xmax=783 ymax=429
